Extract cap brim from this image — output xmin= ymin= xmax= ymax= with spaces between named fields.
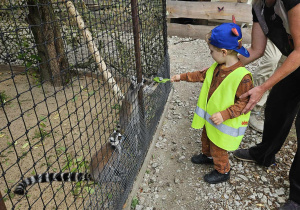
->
xmin=236 ymin=46 xmax=250 ymax=58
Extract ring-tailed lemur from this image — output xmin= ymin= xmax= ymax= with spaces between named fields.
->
xmin=118 ymin=76 xmax=151 ymax=156
xmin=119 ymin=76 xmax=144 ymax=133
xmin=14 ymin=126 xmax=125 ymax=195
xmin=14 ymin=76 xmax=152 ymax=196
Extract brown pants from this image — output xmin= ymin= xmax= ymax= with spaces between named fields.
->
xmin=201 ymin=126 xmax=230 ymax=174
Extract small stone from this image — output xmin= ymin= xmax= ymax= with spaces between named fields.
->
xmin=152 ymin=163 xmax=159 ymax=168
xmin=275 ymin=188 xmax=285 ymax=196
xmin=178 ymin=156 xmax=185 ymax=161
xmin=261 ymin=176 xmax=268 ymax=182
xmin=238 ymin=174 xmax=248 ymax=181
xmin=135 ymin=205 xmax=144 ymax=210
xmin=278 ymin=197 xmax=286 ymax=203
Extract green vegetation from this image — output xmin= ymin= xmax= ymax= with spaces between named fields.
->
xmin=131 ymin=196 xmax=139 ymax=209
xmin=0 ymin=91 xmax=9 ymax=105
xmin=62 ymin=153 xmax=94 ymax=196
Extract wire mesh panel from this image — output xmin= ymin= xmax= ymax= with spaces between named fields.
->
xmin=0 ymin=0 xmax=170 ymax=209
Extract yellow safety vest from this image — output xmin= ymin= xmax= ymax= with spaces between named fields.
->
xmin=191 ymin=62 xmax=251 ymax=151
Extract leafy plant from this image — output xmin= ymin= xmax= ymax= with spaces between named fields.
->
xmin=61 ymin=154 xmax=94 ymax=196
xmin=111 ymin=104 xmax=120 ymax=110
xmin=4 ymin=188 xmax=15 ymax=202
xmin=33 ymin=124 xmax=50 ymax=140
xmin=72 ymin=96 xmax=78 ymax=102
xmin=131 ymin=196 xmax=139 ymax=209
xmin=0 ymin=91 xmax=9 ymax=105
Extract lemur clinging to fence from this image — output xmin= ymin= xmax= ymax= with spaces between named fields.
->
xmin=14 ymin=76 xmax=150 ymax=195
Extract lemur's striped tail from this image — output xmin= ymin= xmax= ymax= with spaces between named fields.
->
xmin=14 ymin=172 xmax=92 ymax=195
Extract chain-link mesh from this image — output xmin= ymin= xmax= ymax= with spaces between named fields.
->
xmin=0 ymin=0 xmax=170 ymax=209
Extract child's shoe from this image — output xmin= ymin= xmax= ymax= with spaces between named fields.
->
xmin=191 ymin=153 xmax=213 ymax=164
xmin=204 ymin=169 xmax=230 ymax=184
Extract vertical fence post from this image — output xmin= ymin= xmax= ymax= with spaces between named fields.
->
xmin=131 ymin=0 xmax=145 ymax=112
xmin=162 ymin=0 xmax=168 ymax=57
xmin=0 ymin=192 xmax=7 ymax=210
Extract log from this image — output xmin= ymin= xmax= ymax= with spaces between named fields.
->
xmin=64 ymin=1 xmax=124 ymax=100
xmin=167 ymin=23 xmax=252 ymax=44
xmin=167 ymin=1 xmax=252 ymax=24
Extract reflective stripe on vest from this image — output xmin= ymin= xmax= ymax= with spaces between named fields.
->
xmin=195 ymin=106 xmax=247 ymax=137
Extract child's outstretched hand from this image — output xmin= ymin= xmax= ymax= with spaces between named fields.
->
xmin=210 ymin=112 xmax=224 ymax=125
xmin=170 ymin=75 xmax=180 ymax=82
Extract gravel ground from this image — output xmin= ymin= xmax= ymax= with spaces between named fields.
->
xmin=130 ymin=37 xmax=297 ymax=210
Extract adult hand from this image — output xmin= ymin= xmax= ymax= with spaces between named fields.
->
xmin=240 ymin=85 xmax=266 ymax=114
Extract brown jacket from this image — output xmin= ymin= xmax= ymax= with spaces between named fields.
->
xmin=180 ymin=61 xmax=253 ymax=121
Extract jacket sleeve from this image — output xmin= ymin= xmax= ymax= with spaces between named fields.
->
xmin=179 ymin=69 xmax=207 ymax=82
xmin=220 ymin=74 xmax=253 ymax=121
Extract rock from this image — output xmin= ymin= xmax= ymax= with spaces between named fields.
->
xmin=152 ymin=163 xmax=159 ymax=168
xmin=238 ymin=174 xmax=249 ymax=181
xmin=261 ymin=176 xmax=268 ymax=182
xmin=275 ymin=188 xmax=285 ymax=196
xmin=277 ymin=197 xmax=286 ymax=204
xmin=178 ymin=156 xmax=185 ymax=161
xmin=135 ymin=205 xmax=144 ymax=210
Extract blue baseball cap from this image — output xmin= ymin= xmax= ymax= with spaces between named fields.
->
xmin=209 ymin=23 xmax=250 ymax=58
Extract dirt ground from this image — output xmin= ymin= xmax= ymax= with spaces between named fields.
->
xmin=130 ymin=37 xmax=297 ymax=210
xmin=0 ymin=70 xmax=122 ymax=209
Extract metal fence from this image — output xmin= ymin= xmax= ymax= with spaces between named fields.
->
xmin=0 ymin=0 xmax=170 ymax=209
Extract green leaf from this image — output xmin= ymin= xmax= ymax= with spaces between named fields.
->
xmin=72 ymin=96 xmax=78 ymax=102
xmin=84 ymin=186 xmax=95 ymax=194
xmin=30 ymin=54 xmax=41 ymax=61
xmin=76 ymin=156 xmax=83 ymax=162
xmin=131 ymin=196 xmax=139 ymax=209
xmin=25 ymin=61 xmax=33 ymax=68
xmin=153 ymin=77 xmax=170 ymax=83
xmin=88 ymin=91 xmax=95 ymax=96
xmin=22 ymin=143 xmax=29 ymax=149
xmin=39 ymin=116 xmax=47 ymax=122
xmin=23 ymin=41 xmax=29 ymax=48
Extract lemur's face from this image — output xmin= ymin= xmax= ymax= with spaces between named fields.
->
xmin=109 ymin=132 xmax=122 ymax=147
xmin=129 ymin=76 xmax=149 ymax=90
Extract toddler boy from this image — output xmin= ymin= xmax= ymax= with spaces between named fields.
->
xmin=171 ymin=22 xmax=253 ymax=184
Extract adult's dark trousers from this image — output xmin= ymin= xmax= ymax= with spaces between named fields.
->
xmin=248 ymin=68 xmax=300 ymax=203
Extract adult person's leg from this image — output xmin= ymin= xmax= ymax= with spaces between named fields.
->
xmin=248 ymin=68 xmax=300 ymax=166
xmin=234 ymin=67 xmax=300 ymax=166
xmin=287 ymin=112 xmax=300 ymax=206
xmin=249 ymin=39 xmax=282 ymax=133
xmin=234 ymin=68 xmax=300 ymax=208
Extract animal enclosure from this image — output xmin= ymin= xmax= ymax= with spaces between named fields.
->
xmin=0 ymin=0 xmax=170 ymax=209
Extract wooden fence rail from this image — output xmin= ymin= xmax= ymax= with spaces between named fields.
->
xmin=167 ymin=0 xmax=252 ymax=43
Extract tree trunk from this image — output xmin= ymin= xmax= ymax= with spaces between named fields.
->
xmin=27 ymin=0 xmax=70 ymax=86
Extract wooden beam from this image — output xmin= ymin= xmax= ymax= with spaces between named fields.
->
xmin=211 ymin=0 xmax=248 ymax=2
xmin=167 ymin=23 xmax=252 ymax=44
xmin=167 ymin=1 xmax=252 ymax=23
